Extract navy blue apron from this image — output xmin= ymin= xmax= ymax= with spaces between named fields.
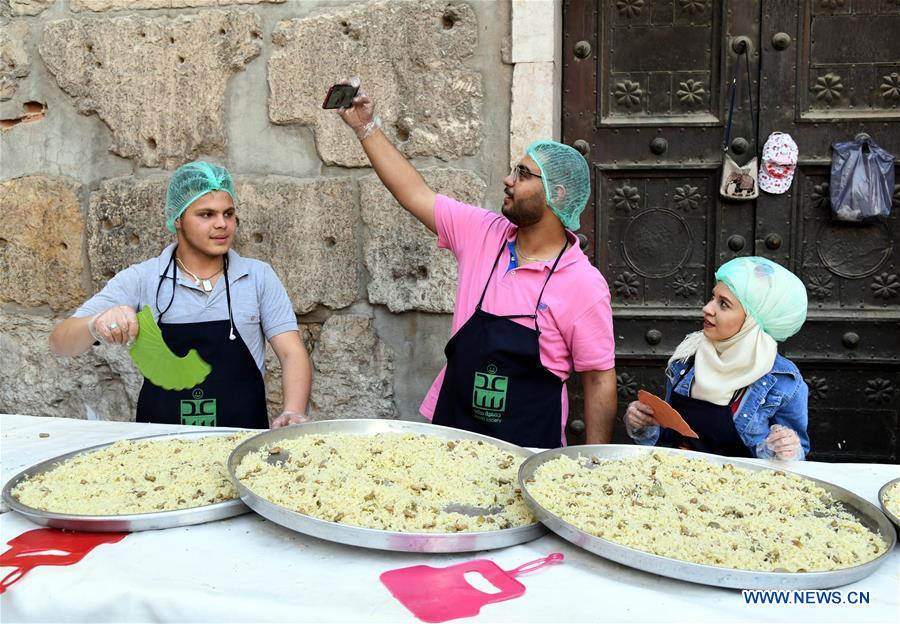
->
xmin=135 ymin=248 xmax=268 ymax=429
xmin=660 ymin=365 xmax=751 ymax=457
xmin=432 ymin=237 xmax=567 ymax=448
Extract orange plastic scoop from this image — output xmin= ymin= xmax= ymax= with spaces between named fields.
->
xmin=637 ymin=389 xmax=699 ymax=439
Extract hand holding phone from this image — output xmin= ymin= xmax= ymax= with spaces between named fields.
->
xmin=332 ymin=78 xmax=382 ymax=141
xmin=322 ymin=83 xmax=359 ymax=109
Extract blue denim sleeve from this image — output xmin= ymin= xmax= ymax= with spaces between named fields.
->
xmin=770 ymin=378 xmax=810 ymax=459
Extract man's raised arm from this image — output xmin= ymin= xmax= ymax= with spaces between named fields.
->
xmin=337 ymin=80 xmax=436 ymax=233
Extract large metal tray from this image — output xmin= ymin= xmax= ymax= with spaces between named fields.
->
xmin=227 ymin=419 xmax=547 ymax=552
xmin=878 ymin=477 xmax=900 ymax=532
xmin=2 ymin=430 xmax=250 ymax=532
xmin=518 ymin=445 xmax=896 ymax=589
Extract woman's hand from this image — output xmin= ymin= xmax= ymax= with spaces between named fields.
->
xmin=89 ymin=305 xmax=138 ymax=346
xmin=765 ymin=424 xmax=802 ymax=460
xmin=624 ymin=400 xmax=658 ymax=431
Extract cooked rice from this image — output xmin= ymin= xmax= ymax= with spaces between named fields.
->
xmin=527 ymin=452 xmax=888 ymax=572
xmin=234 ymin=432 xmax=535 ymax=532
xmin=12 ymin=433 xmax=252 ymax=515
xmin=882 ymin=481 xmax=900 ymax=519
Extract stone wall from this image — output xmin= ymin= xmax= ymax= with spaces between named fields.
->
xmin=0 ymin=0 xmax=515 ymax=423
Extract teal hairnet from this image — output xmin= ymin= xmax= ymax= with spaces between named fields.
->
xmin=165 ymin=161 xmax=236 ymax=233
xmin=525 ymin=140 xmax=591 ymax=231
xmin=715 ymin=257 xmax=808 ymax=341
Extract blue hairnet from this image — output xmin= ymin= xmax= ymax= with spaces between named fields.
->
xmin=165 ymin=161 xmax=236 ymax=233
xmin=525 ymin=140 xmax=591 ymax=231
xmin=715 ymin=256 xmax=808 ymax=341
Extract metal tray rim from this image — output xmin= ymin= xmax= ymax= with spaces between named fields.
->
xmin=877 ymin=477 xmax=900 ymax=530
xmin=518 ymin=444 xmax=896 ymax=589
xmin=227 ymin=419 xmax=547 ymax=552
xmin=2 ymin=429 xmax=251 ymax=531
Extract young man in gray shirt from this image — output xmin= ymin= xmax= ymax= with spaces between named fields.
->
xmin=50 ymin=161 xmax=311 ymax=429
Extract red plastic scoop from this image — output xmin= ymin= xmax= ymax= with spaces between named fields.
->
xmin=380 ymin=553 xmax=563 ymax=623
xmin=0 ymin=528 xmax=128 ymax=593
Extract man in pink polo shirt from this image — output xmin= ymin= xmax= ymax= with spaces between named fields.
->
xmin=338 ymin=80 xmax=617 ymax=448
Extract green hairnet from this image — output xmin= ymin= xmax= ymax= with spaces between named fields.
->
xmin=525 ymin=140 xmax=591 ymax=231
xmin=165 ymin=161 xmax=236 ymax=233
xmin=715 ymin=256 xmax=808 ymax=341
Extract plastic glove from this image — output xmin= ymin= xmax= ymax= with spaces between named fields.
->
xmin=623 ymin=400 xmax=658 ymax=438
xmin=89 ymin=305 xmax=138 ymax=346
xmin=756 ymin=424 xmax=802 ymax=461
xmin=271 ymin=410 xmax=308 ymax=429
xmin=335 ymin=77 xmax=382 ymax=141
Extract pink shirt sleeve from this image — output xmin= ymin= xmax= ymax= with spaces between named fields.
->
xmin=435 ymin=194 xmax=502 ymax=258
xmin=567 ymin=290 xmax=616 ymax=372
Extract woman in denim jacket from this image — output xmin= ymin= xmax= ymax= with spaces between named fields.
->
xmin=625 ymin=257 xmax=810 ymax=460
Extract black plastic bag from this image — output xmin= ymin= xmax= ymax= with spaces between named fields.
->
xmin=829 ymin=134 xmax=895 ymax=223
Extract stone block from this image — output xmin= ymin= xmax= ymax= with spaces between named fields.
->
xmin=0 ymin=176 xmax=87 ymax=311
xmin=87 ymin=176 xmax=171 ymax=292
xmin=40 ymin=11 xmax=261 ymax=168
xmin=0 ymin=19 xmax=29 ymax=101
xmin=234 ymin=176 xmax=357 ymax=314
xmin=8 ymin=0 xmax=54 ymax=16
xmin=308 ymin=314 xmax=395 ymax=420
xmin=0 ymin=311 xmax=141 ymax=421
xmin=87 ymin=175 xmax=357 ymax=313
xmin=509 ymin=62 xmax=556 ymax=166
xmin=72 ymin=0 xmax=282 ymax=11
xmin=268 ymin=0 xmax=482 ymax=167
xmin=511 ymin=0 xmax=556 ymax=63
xmin=360 ymin=167 xmax=487 ymax=313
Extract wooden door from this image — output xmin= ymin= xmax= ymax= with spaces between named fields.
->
xmin=562 ymin=0 xmax=899 ymax=462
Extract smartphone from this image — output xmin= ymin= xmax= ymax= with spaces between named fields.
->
xmin=322 ymin=83 xmax=359 ymax=109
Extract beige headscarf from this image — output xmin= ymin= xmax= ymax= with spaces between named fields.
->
xmin=669 ymin=316 xmax=777 ymax=406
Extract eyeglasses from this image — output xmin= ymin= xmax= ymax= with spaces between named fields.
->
xmin=510 ymin=163 xmax=542 ymax=182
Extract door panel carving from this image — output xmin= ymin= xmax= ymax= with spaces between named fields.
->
xmin=601 ymin=171 xmax=714 ymax=307
xmin=601 ymin=0 xmax=723 ymax=124
xmin=800 ymin=365 xmax=898 ymax=462
xmin=800 ymin=2 xmax=900 ymax=119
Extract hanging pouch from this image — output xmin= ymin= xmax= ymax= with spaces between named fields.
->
xmin=720 ymin=154 xmax=759 ymax=200
xmin=720 ymin=42 xmax=758 ymax=201
xmin=829 ymin=133 xmax=895 ymax=223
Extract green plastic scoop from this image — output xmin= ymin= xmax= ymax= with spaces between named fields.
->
xmin=129 ymin=306 xmax=211 ymax=390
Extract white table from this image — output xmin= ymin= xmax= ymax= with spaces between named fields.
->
xmin=1 ymin=415 xmax=898 ymax=623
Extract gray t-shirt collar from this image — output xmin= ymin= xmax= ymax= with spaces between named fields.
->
xmin=156 ymin=242 xmax=249 ymax=283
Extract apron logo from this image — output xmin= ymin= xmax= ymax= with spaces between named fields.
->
xmin=472 ymin=364 xmax=508 ymax=423
xmin=180 ymin=388 xmax=217 ymax=427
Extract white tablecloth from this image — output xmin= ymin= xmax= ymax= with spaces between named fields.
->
xmin=1 ymin=415 xmax=898 ymax=623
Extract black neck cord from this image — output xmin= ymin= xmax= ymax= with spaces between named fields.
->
xmin=222 ymin=255 xmax=236 ymax=341
xmin=155 ymin=245 xmax=236 ymax=340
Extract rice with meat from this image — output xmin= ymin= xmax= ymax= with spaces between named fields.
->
xmin=882 ymin=480 xmax=900 ymax=519
xmin=527 ymin=451 xmax=888 ymax=572
xmin=234 ymin=432 xmax=535 ymax=532
xmin=12 ymin=433 xmax=251 ymax=515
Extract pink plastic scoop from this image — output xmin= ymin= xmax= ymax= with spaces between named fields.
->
xmin=380 ymin=552 xmax=563 ymax=623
